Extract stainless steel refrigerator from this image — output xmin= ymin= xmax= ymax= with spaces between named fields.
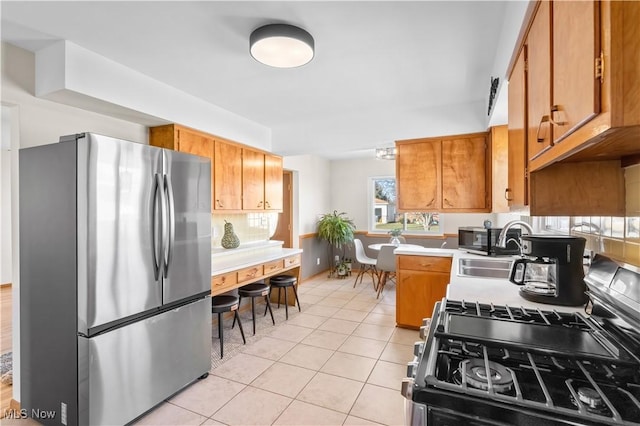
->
xmin=19 ymin=133 xmax=212 ymax=425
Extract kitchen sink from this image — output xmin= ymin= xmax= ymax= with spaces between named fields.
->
xmin=458 ymin=258 xmax=513 ymax=279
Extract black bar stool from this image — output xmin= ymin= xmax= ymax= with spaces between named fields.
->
xmin=233 ymin=281 xmax=275 ymax=335
xmin=268 ymin=275 xmax=301 ymax=320
xmin=211 ymin=295 xmax=245 ymax=358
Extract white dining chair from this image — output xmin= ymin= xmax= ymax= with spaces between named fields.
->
xmin=376 ymin=245 xmax=397 ymax=299
xmin=353 ymin=239 xmax=378 ymax=290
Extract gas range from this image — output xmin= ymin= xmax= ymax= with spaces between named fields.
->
xmin=402 ymin=255 xmax=640 ymax=425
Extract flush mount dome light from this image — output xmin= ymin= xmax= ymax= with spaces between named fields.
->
xmin=250 ymin=24 xmax=314 ymax=68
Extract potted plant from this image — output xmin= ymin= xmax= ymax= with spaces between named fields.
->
xmin=343 ymin=257 xmax=353 ymax=274
xmin=388 ymin=227 xmax=403 ymax=246
xmin=336 ymin=261 xmax=348 ymax=278
xmin=317 ymin=210 xmax=356 ymax=277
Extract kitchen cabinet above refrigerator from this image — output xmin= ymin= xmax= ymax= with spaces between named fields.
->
xmin=150 ymin=123 xmax=283 ymax=214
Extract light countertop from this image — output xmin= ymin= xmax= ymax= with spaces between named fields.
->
xmin=211 ymin=246 xmax=302 ymax=276
xmin=395 ymin=247 xmax=585 ymax=313
xmin=393 ymin=247 xmax=459 ymax=257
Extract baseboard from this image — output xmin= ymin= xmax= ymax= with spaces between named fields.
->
xmin=1 ymin=399 xmax=20 ymax=419
xmin=299 ymin=269 xmax=331 ymax=283
xmin=9 ymin=399 xmax=19 ymax=411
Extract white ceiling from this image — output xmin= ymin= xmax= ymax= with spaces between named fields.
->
xmin=1 ymin=1 xmax=521 ymax=159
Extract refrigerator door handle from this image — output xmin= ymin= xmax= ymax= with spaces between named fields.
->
xmin=151 ymin=173 xmax=162 ymax=280
xmin=163 ymin=174 xmax=176 ymax=278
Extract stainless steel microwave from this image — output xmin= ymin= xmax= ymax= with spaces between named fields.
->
xmin=458 ymin=227 xmax=521 ymax=256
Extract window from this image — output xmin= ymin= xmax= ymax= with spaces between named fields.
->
xmin=369 ymin=177 xmax=442 ymax=234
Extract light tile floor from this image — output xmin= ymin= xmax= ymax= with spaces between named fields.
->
xmin=134 ymin=273 xmax=418 ymax=426
xmin=0 ymin=274 xmax=418 ymax=426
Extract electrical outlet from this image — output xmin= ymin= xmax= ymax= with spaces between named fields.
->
xmin=316 ymin=257 xmax=320 ymax=265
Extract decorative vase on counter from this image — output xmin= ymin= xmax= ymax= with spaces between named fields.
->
xmin=389 ymin=236 xmax=401 ymax=247
xmin=221 ymin=220 xmax=240 ymax=249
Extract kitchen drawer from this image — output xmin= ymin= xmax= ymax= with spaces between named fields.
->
xmin=237 ymin=265 xmax=264 ymax=283
xmin=398 ymin=255 xmax=452 ymax=273
xmin=284 ymin=254 xmax=301 ymax=268
xmin=211 ymin=272 xmax=237 ymax=293
xmin=264 ymin=259 xmax=284 ymax=275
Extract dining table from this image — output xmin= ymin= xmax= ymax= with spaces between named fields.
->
xmin=367 ymin=243 xmax=424 ymax=251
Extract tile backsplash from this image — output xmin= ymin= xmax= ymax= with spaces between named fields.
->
xmin=211 ymin=212 xmax=279 ymax=248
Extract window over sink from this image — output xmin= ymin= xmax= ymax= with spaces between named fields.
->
xmin=369 ymin=177 xmax=442 ymax=235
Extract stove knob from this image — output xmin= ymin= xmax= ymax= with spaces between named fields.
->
xmin=413 ymin=341 xmax=425 ymax=357
xmin=406 ymin=361 xmax=418 ymax=378
xmin=401 ymin=377 xmax=414 ymax=399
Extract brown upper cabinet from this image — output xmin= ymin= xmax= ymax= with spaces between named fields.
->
xmin=490 ymin=125 xmax=510 ymax=213
xmin=396 ymin=132 xmax=490 ymax=213
xmin=509 ymin=0 xmax=640 ymax=170
xmin=264 ymin=154 xmax=284 ymax=211
xmin=526 ymin=0 xmax=552 ymax=161
xmin=507 ymin=48 xmax=529 ymax=209
xmin=214 ymin=140 xmax=242 ymax=211
xmin=149 ymin=124 xmax=283 ymax=213
xmin=242 ymin=150 xmax=283 ymax=211
xmin=506 ymin=0 xmax=639 ymax=216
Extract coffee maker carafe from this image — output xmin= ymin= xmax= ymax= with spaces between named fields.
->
xmin=509 ymin=235 xmax=587 ymax=306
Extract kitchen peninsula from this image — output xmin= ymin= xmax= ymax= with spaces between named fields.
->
xmin=392 ymin=246 xmax=585 ymax=329
xmin=211 ymin=241 xmax=302 ymax=304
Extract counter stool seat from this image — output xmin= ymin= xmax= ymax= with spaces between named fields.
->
xmin=211 ymin=295 xmax=245 ymax=358
xmin=233 ymin=281 xmax=275 ymax=335
xmin=269 ymin=275 xmax=301 ymax=320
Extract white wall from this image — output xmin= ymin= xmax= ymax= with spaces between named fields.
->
xmin=1 ymin=106 xmax=11 ymax=284
xmin=3 ymin=43 xmax=148 ymax=147
xmin=282 ymin=155 xmax=331 ymax=237
xmin=329 ymin=157 xmax=396 ymax=230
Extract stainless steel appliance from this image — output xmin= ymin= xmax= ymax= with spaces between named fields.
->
xmin=402 ymin=254 xmax=640 ymax=425
xmin=458 ymin=227 xmax=521 ymax=256
xmin=509 ymin=235 xmax=588 ymax=306
xmin=19 ymin=133 xmax=212 ymax=425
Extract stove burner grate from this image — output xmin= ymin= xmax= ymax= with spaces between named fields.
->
xmin=452 ymin=358 xmax=514 ymax=393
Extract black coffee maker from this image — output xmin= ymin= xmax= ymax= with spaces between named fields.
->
xmin=509 ymin=235 xmax=588 ymax=306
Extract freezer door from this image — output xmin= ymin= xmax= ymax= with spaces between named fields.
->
xmin=77 ymin=134 xmax=164 ymax=333
xmin=78 ymin=297 xmax=211 ymax=426
xmin=162 ymin=149 xmax=211 ymax=304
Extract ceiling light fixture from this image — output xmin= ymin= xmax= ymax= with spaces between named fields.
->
xmin=250 ymin=24 xmax=314 ymax=68
xmin=375 ymin=147 xmax=396 ymax=160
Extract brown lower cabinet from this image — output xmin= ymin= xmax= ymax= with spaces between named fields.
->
xmin=396 ymin=255 xmax=452 ymax=329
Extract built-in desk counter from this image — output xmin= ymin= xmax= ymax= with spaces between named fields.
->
xmin=211 ymin=245 xmax=303 ymax=302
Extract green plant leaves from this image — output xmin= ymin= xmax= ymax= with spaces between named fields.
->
xmin=316 ymin=210 xmax=356 ymax=249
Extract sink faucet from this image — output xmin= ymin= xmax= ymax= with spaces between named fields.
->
xmin=497 ymin=220 xmax=533 ymax=248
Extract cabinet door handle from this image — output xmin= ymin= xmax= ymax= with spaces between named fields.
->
xmin=549 ymin=105 xmax=567 ymax=126
xmin=505 ymin=188 xmax=513 ymax=201
xmin=257 ymin=201 xmax=263 ymax=208
xmin=426 ymin=198 xmax=435 ymax=207
xmin=536 ymin=115 xmax=550 ymax=143
xmin=444 ymin=198 xmax=453 ymax=207
xmin=216 ymin=199 xmax=224 ymax=208
xmin=265 ymin=201 xmax=271 ymax=208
